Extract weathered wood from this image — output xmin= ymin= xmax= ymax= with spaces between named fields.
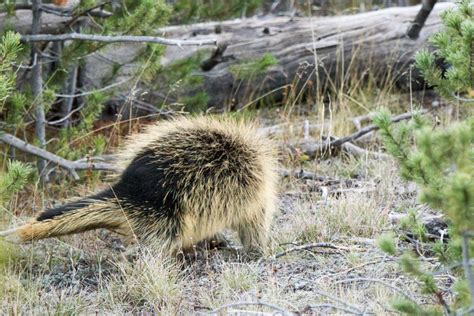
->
xmin=154 ymin=3 xmax=452 ymax=110
xmin=80 ymin=3 xmax=452 ymax=113
xmin=289 ymin=109 xmax=428 ymax=158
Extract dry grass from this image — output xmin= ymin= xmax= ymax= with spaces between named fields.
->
xmin=1 ymin=96 xmax=469 ymax=314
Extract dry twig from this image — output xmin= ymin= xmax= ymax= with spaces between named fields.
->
xmin=279 ymin=169 xmax=340 ymax=184
xmin=295 ymin=277 xmax=364 ymax=315
xmin=210 ymin=301 xmax=291 ymax=315
xmin=273 ymin=242 xmax=348 ymax=259
xmin=302 ymin=304 xmax=364 ymax=315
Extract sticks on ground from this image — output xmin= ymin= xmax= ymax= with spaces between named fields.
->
xmin=279 ymin=169 xmax=341 ymax=184
xmin=334 ymin=278 xmax=419 ymax=304
xmin=0 ymin=133 xmax=118 ymax=180
xmin=210 ymin=301 xmax=292 ymax=315
xmin=302 ymin=304 xmax=364 ymax=315
xmin=298 ymin=109 xmax=428 ymax=158
xmin=296 ymin=277 xmax=365 ymax=315
xmin=273 ymin=242 xmax=349 ymax=259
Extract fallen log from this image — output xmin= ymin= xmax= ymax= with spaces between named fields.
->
xmin=3 ymin=4 xmax=451 ymax=114
xmin=0 ymin=9 xmax=70 ymax=34
xmin=159 ymin=3 xmax=451 ymax=110
xmin=108 ymin=3 xmax=450 ymax=111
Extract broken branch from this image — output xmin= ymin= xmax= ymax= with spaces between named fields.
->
xmin=299 ymin=109 xmax=429 ymax=157
xmin=0 ymin=133 xmax=118 ymax=180
xmin=20 ymin=33 xmax=217 ymax=47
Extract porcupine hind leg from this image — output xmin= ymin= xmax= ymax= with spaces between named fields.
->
xmin=233 ymin=209 xmax=271 ymax=257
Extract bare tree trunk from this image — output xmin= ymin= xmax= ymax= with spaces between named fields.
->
xmin=31 ymin=0 xmax=46 ymax=178
xmin=59 ymin=22 xmax=82 ymax=127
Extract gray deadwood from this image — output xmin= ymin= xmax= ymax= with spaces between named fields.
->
xmin=152 ymin=3 xmax=451 ymax=110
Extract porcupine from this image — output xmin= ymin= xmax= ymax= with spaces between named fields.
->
xmin=0 ymin=116 xmax=278 ymax=255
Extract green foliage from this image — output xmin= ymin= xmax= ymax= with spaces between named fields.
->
xmin=375 ymin=112 xmax=474 ymax=312
xmin=0 ymin=31 xmax=21 ymax=105
xmin=377 ymin=233 xmax=397 ymax=256
xmin=230 ymin=53 xmax=278 ymax=80
xmin=0 ymin=30 xmax=31 ymax=209
xmin=376 ymin=112 xmax=474 ymax=233
xmin=415 ymin=0 xmax=474 ymax=99
xmin=162 ymin=52 xmax=206 ymax=87
xmin=453 ymin=280 xmax=472 ymax=309
xmin=181 ymin=91 xmax=209 ymax=113
xmin=0 ymin=160 xmax=33 ymax=206
xmin=138 ymin=44 xmax=167 ymax=84
xmin=56 ymin=92 xmax=107 ymax=161
xmin=172 ymin=0 xmax=262 ymax=23
xmin=154 ymin=52 xmax=211 ymax=112
xmin=4 ymin=92 xmax=28 ymax=126
xmin=399 ymin=209 xmax=427 ymax=242
xmin=376 ymin=5 xmax=474 ymax=304
xmin=101 ymin=0 xmax=171 ymax=36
